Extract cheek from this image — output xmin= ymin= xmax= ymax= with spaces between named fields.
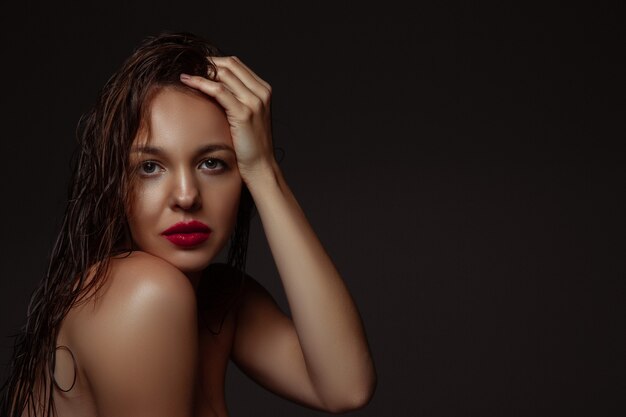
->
xmin=208 ymin=180 xmax=242 ymax=232
xmin=126 ymin=185 xmax=164 ymax=237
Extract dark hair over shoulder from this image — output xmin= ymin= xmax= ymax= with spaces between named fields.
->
xmin=0 ymin=30 xmax=254 ymax=417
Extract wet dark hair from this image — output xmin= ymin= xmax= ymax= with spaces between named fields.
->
xmin=0 ymin=31 xmax=254 ymax=417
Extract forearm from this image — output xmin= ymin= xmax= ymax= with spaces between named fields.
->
xmin=244 ymin=161 xmax=376 ymax=408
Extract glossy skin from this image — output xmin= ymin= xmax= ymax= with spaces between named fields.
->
xmin=126 ymin=86 xmax=242 ymax=288
xmin=44 ymin=56 xmax=376 ymax=417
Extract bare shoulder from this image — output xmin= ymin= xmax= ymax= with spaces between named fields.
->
xmin=72 ymin=251 xmax=198 ymax=417
xmin=70 ymin=251 xmax=197 ymax=325
xmin=109 ymin=250 xmax=196 ymax=294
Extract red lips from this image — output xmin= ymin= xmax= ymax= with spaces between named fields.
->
xmin=161 ymin=220 xmax=211 ymax=247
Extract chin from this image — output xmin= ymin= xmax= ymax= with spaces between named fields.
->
xmin=163 ymin=248 xmax=219 ymax=272
xmin=132 ymin=241 xmax=219 ymax=273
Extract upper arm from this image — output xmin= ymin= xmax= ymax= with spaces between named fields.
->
xmin=80 ymin=254 xmax=199 ymax=417
xmin=230 ymin=274 xmax=325 ymax=411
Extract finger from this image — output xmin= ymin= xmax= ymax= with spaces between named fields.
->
xmin=210 ymin=56 xmax=271 ymax=103
xmin=179 ymin=74 xmax=249 ymax=118
xmin=211 ymin=56 xmax=271 ymax=90
xmin=214 ymin=66 xmax=265 ymax=111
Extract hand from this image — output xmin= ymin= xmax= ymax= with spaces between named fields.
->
xmin=179 ymin=56 xmax=275 ymax=182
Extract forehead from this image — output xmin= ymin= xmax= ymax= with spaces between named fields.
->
xmin=133 ymin=86 xmax=231 ymax=149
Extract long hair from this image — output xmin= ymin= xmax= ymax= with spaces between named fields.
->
xmin=0 ymin=31 xmax=254 ymax=417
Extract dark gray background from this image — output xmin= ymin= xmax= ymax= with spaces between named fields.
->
xmin=0 ymin=2 xmax=623 ymax=416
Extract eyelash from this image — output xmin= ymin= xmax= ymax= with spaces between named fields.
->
xmin=137 ymin=158 xmax=228 ymax=177
xmin=199 ymin=158 xmax=228 ymax=171
xmin=137 ymin=161 xmax=162 ymax=176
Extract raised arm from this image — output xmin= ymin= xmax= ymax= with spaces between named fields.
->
xmin=180 ymin=57 xmax=376 ymax=412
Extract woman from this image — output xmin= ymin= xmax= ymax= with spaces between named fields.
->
xmin=0 ymin=31 xmax=376 ymax=417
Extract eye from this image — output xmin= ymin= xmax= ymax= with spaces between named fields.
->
xmin=199 ymin=158 xmax=227 ymax=172
xmin=138 ymin=161 xmax=162 ymax=176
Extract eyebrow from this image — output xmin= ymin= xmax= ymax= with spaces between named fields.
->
xmin=130 ymin=143 xmax=235 ymax=156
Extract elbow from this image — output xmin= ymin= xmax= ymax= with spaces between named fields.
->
xmin=324 ymin=375 xmax=377 ymax=414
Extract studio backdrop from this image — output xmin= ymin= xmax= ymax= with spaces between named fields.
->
xmin=0 ymin=2 xmax=623 ymax=416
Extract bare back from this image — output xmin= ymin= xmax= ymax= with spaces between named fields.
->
xmin=27 ymin=252 xmax=241 ymax=417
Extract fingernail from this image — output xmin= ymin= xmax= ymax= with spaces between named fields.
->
xmin=180 ymin=73 xmax=191 ymax=81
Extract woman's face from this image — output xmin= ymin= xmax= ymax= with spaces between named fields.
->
xmin=127 ymin=86 xmax=241 ymax=276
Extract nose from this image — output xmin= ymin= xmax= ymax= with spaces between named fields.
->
xmin=171 ymin=170 xmax=202 ymax=211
